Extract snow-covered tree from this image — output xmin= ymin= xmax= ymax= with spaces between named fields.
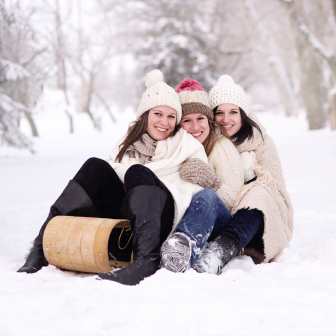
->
xmin=117 ymin=0 xmax=217 ymax=91
xmin=0 ymin=2 xmax=45 ymax=151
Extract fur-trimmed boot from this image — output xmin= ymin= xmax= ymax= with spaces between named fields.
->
xmin=98 ymin=185 xmax=167 ymax=286
xmin=17 ymin=180 xmax=98 ymax=274
xmin=193 ymin=233 xmax=240 ymax=275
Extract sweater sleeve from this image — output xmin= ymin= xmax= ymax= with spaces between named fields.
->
xmin=208 ymin=138 xmax=244 ymax=211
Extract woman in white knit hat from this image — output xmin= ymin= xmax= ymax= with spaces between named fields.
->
xmin=160 ymin=78 xmax=246 ymax=273
xmin=192 ymin=75 xmax=293 ymax=274
xmin=18 ymin=70 xmax=207 ymax=285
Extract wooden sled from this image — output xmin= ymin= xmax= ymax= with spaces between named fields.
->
xmin=43 ymin=216 xmax=131 ymax=273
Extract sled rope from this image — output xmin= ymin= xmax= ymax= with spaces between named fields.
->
xmin=118 ymin=228 xmax=133 ymax=250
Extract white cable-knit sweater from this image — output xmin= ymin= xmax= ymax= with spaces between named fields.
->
xmin=208 ymin=137 xmax=245 ymax=212
xmin=108 ymin=128 xmax=207 ymax=231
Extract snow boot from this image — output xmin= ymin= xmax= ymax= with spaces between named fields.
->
xmin=160 ymin=232 xmax=191 ymax=273
xmin=98 ymin=185 xmax=167 ymax=286
xmin=193 ymin=233 xmax=240 ymax=275
xmin=17 ymin=180 xmax=99 ymax=274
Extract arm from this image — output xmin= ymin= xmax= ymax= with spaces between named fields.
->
xmin=208 ymin=138 xmax=244 ymax=211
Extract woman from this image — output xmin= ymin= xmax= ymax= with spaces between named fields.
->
xmin=18 ymin=70 xmax=207 ymax=286
xmin=193 ymin=75 xmax=293 ymax=274
xmin=160 ymin=79 xmax=246 ymax=272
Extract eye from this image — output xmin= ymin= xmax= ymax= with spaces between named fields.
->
xmin=198 ymin=116 xmax=205 ymax=121
xmin=231 ymin=110 xmax=238 ymax=114
xmin=154 ymin=112 xmax=162 ymax=116
xmin=168 ymin=115 xmax=176 ymax=119
xmin=215 ymin=111 xmax=223 ymax=115
xmin=182 ymin=119 xmax=190 ymax=123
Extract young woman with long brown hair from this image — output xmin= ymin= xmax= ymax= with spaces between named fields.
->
xmin=17 ymin=70 xmax=207 ymax=285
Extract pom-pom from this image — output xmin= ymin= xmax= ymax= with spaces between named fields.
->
xmin=218 ymin=74 xmax=234 ymax=85
xmin=175 ymin=79 xmax=206 ymax=93
xmin=145 ymin=69 xmax=163 ymax=88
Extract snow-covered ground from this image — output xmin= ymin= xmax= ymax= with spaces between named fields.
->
xmin=1 ymin=107 xmax=336 ymax=336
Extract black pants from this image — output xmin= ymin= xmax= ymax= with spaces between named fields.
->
xmin=53 ymin=158 xmax=175 ymax=261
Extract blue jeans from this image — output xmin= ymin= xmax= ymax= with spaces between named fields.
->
xmin=175 ymin=189 xmax=263 ymax=267
xmin=175 ymin=189 xmax=231 ymax=267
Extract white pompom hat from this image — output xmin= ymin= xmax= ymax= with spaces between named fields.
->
xmin=137 ymin=69 xmax=182 ymax=123
xmin=208 ymin=75 xmax=249 ymax=115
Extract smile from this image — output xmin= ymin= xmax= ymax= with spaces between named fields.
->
xmin=191 ymin=132 xmax=202 ymax=137
xmin=155 ymin=127 xmax=168 ymax=132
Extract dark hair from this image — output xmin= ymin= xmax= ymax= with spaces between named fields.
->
xmin=116 ymin=111 xmax=180 ymax=162
xmin=213 ymin=107 xmax=263 ymax=146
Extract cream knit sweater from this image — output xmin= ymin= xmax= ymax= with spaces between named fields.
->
xmin=231 ymin=112 xmax=294 ymax=263
xmin=208 ymin=137 xmax=245 ymax=212
xmin=108 ymin=128 xmax=207 ymax=231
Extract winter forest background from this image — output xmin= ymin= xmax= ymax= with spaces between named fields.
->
xmin=1 ymin=0 xmax=336 ymax=151
xmin=1 ymin=1 xmax=336 ymax=336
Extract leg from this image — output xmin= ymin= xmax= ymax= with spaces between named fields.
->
xmin=160 ymin=189 xmax=231 ymax=272
xmin=18 ymin=158 xmax=125 ymax=273
xmin=98 ymin=165 xmax=175 ymax=285
xmin=193 ymin=208 xmax=264 ymax=274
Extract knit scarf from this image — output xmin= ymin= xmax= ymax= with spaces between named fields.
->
xmin=126 ymin=133 xmax=157 ymax=165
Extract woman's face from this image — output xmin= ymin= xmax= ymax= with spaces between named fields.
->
xmin=180 ymin=113 xmax=209 ymax=144
xmin=214 ymin=103 xmax=242 ymax=137
xmin=146 ymin=106 xmax=177 ymax=141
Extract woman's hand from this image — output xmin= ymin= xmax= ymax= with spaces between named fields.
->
xmin=240 ymin=151 xmax=257 ymax=183
xmin=180 ymin=158 xmax=222 ymax=191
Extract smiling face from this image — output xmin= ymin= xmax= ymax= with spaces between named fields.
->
xmin=214 ymin=103 xmax=242 ymax=137
xmin=146 ymin=106 xmax=177 ymax=141
xmin=180 ymin=113 xmax=210 ymax=144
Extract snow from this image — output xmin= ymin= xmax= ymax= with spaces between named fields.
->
xmin=1 ymin=108 xmax=336 ymax=335
xmin=0 ymin=59 xmax=31 ymax=81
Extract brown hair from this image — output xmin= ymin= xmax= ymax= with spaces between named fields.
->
xmin=115 ymin=111 xmax=180 ymax=163
xmin=203 ymin=119 xmax=221 ymax=156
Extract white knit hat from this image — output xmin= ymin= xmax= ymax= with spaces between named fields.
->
xmin=137 ymin=69 xmax=182 ymax=123
xmin=208 ymin=75 xmax=249 ymax=115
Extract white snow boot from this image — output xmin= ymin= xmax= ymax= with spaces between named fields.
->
xmin=160 ymin=232 xmax=191 ymax=273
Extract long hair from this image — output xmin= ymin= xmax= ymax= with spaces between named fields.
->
xmin=115 ymin=111 xmax=180 ymax=163
xmin=213 ymin=107 xmax=263 ymax=146
xmin=202 ymin=119 xmax=220 ymax=156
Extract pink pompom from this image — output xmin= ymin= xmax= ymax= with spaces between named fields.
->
xmin=175 ymin=79 xmax=206 ymax=93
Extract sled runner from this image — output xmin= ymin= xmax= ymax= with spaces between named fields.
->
xmin=43 ymin=216 xmax=131 ymax=273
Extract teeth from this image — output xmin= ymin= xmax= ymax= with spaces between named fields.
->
xmin=156 ymin=127 xmax=167 ymax=132
xmin=222 ymin=125 xmax=233 ymax=128
xmin=192 ymin=132 xmax=202 ymax=137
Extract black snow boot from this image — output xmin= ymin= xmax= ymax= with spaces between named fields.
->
xmin=98 ymin=185 xmax=167 ymax=286
xmin=193 ymin=233 xmax=240 ymax=275
xmin=17 ymin=180 xmax=99 ymax=274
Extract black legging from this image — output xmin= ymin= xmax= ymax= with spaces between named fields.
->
xmin=73 ymin=158 xmax=175 ymax=261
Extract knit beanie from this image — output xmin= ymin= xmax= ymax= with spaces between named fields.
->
xmin=175 ymin=79 xmax=213 ymax=120
xmin=208 ymin=75 xmax=249 ymax=115
xmin=137 ymin=69 xmax=182 ymax=123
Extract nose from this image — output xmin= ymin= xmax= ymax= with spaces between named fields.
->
xmin=160 ymin=115 xmax=169 ymax=126
xmin=223 ymin=113 xmax=230 ymax=124
xmin=190 ymin=120 xmax=199 ymax=131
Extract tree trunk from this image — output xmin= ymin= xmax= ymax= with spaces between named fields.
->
xmin=245 ymin=0 xmax=297 ymax=116
xmin=23 ymin=110 xmax=38 ymax=137
xmin=282 ymin=0 xmax=327 ymax=129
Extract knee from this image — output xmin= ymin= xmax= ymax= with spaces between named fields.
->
xmin=193 ymin=189 xmax=218 ymax=204
xmin=125 ymin=164 xmax=153 ymax=180
xmin=124 ymin=164 xmax=156 ymax=190
xmin=82 ymin=157 xmax=109 ymax=171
